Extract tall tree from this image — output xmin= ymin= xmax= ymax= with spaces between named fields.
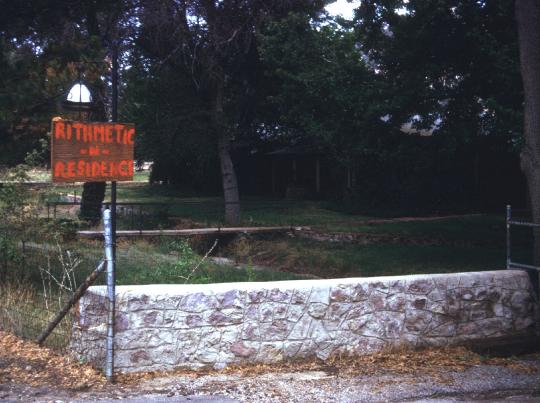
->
xmin=354 ymin=0 xmax=522 ymax=139
xmin=350 ymin=0 xmax=526 ymax=210
xmin=136 ymin=0 xmax=326 ymax=224
xmin=258 ymin=15 xmax=386 ymax=186
xmin=77 ymin=1 xmax=125 ymax=223
xmin=516 ymin=0 xmax=540 ymax=264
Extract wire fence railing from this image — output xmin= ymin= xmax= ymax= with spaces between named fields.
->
xmin=505 ymin=205 xmax=539 ymax=298
xmin=0 ymin=284 xmax=74 ymax=351
xmin=43 ymin=197 xmax=376 ymax=233
xmin=0 ymin=226 xmax=108 ymax=352
xmin=506 ymin=205 xmax=540 ymax=272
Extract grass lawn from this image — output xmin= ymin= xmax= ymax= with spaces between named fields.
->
xmin=31 ymin=182 xmax=534 ymax=282
xmin=111 ymin=240 xmax=303 ymax=285
xmin=227 ymin=237 xmax=509 ymax=278
xmin=219 ymin=214 xmax=534 ymax=278
xmin=44 ymin=182 xmax=371 ymax=227
xmin=337 ymin=215 xmax=505 ymax=239
xmin=66 ymin=214 xmax=533 ymax=283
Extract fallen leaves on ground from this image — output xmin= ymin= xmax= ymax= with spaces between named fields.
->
xmin=329 ymin=346 xmax=539 ymax=376
xmin=118 ymin=345 xmax=538 ymax=385
xmin=216 ymin=346 xmax=537 ymax=379
xmin=0 ymin=330 xmax=106 ymax=390
xmin=1 ymin=330 xmax=537 ymax=391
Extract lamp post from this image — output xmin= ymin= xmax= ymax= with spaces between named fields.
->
xmin=65 ymin=82 xmax=93 ymax=106
xmin=108 ymin=41 xmax=119 ymax=384
xmin=62 ymin=65 xmax=94 ymax=121
xmin=63 ymin=54 xmax=119 ymax=383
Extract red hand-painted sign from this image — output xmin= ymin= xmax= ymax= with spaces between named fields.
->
xmin=51 ymin=119 xmax=135 ymax=182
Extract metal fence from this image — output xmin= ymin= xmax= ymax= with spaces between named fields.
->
xmin=0 ymin=287 xmax=74 ymax=351
xmin=46 ymin=200 xmax=171 ymax=230
xmin=505 ymin=205 xmax=540 ymax=297
xmin=0 ymin=231 xmax=107 ymax=352
xmin=506 ymin=205 xmax=540 ymax=272
xmin=44 ymin=197 xmax=370 ymax=233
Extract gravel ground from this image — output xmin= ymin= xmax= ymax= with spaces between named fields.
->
xmin=124 ymin=363 xmax=540 ymax=402
xmin=2 ymin=358 xmax=540 ymax=402
xmin=2 ymin=330 xmax=539 ymax=402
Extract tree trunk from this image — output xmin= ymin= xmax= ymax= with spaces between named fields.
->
xmin=516 ymin=0 xmax=540 ymax=264
xmin=214 ymin=77 xmax=240 ymax=225
xmin=219 ymin=136 xmax=241 ymax=224
xmin=79 ymin=182 xmax=106 ymax=224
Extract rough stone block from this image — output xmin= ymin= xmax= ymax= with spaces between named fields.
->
xmin=407 ymin=279 xmax=434 ymax=295
xmin=180 ymin=292 xmax=219 ymax=312
xmin=73 ymin=271 xmax=536 ymax=373
xmin=308 ymin=302 xmax=328 ymax=319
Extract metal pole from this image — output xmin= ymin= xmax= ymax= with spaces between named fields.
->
xmin=112 ymin=39 xmax=118 ymax=261
xmin=105 ymin=39 xmax=119 ymax=383
xmin=104 ymin=209 xmax=115 ymax=381
xmin=506 ymin=204 xmax=511 ymax=270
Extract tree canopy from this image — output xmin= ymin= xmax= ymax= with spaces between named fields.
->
xmin=0 ymin=0 xmax=532 ymax=215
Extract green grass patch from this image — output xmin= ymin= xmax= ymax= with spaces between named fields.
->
xmin=293 ymin=239 xmax=507 ymax=277
xmin=225 ymin=236 xmax=526 ymax=279
xmin=340 ymin=215 xmax=504 ymax=239
xmin=222 ymin=216 xmax=534 ymax=279
xmin=16 ymin=239 xmax=302 ymax=288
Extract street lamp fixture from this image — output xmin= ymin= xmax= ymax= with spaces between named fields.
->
xmin=63 ymin=80 xmax=94 ymax=112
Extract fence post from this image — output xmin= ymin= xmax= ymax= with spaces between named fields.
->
xmin=21 ymin=240 xmax=26 ymax=272
xmin=103 ymin=209 xmax=115 ymax=382
xmin=506 ymin=205 xmax=511 ymax=270
xmin=506 ymin=204 xmax=512 ymax=270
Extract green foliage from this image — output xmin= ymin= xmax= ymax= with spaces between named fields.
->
xmin=122 ymin=64 xmax=221 ymax=191
xmin=256 ymin=8 xmax=525 ymax=210
xmin=245 ymin=262 xmax=256 ymax=282
xmin=0 ymin=1 xmax=527 ymax=213
xmin=0 ymin=165 xmax=35 ymax=235
xmin=104 ymin=238 xmax=301 ymax=285
xmin=0 ymin=0 xmax=123 ymax=168
xmin=354 ymin=0 xmax=522 ymax=140
xmin=0 ymin=41 xmax=49 ymax=165
xmin=24 ymin=134 xmax=50 ymax=167
xmin=259 ymin=14 xmax=387 ymax=161
xmin=0 ymin=165 xmax=35 ymax=281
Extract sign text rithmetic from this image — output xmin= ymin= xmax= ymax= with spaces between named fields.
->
xmin=51 ymin=120 xmax=135 ymax=182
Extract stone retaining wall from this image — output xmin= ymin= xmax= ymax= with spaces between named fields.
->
xmin=71 ymin=270 xmax=538 ymax=373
